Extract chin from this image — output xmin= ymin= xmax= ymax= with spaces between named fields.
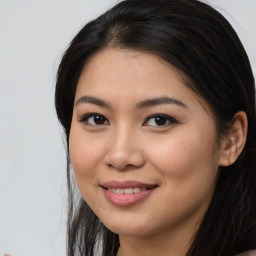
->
xmin=101 ymin=217 xmax=150 ymax=236
xmin=103 ymin=218 xmax=161 ymax=238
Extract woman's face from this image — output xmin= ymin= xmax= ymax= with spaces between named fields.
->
xmin=69 ymin=48 xmax=222 ymax=238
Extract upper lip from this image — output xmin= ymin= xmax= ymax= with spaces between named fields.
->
xmin=101 ymin=180 xmax=158 ymax=189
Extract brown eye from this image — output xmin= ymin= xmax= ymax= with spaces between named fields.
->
xmin=80 ymin=113 xmax=109 ymax=126
xmin=143 ymin=114 xmax=178 ymax=127
xmin=93 ymin=115 xmax=107 ymax=125
xmin=154 ymin=116 xmax=168 ymax=126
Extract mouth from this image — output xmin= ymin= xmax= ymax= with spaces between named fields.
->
xmin=106 ymin=187 xmax=149 ymax=195
xmin=100 ymin=180 xmax=158 ymax=207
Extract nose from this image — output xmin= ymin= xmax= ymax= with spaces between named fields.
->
xmin=104 ymin=125 xmax=146 ymax=171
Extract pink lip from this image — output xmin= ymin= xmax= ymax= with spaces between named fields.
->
xmin=101 ymin=180 xmax=157 ymax=189
xmin=101 ymin=180 xmax=158 ymax=207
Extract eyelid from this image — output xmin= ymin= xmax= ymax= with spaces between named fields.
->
xmin=143 ymin=113 xmax=179 ymax=126
xmin=78 ymin=113 xmax=109 ymax=125
xmin=78 ymin=112 xmax=178 ymax=127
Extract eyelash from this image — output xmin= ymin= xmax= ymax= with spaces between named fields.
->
xmin=78 ymin=113 xmax=110 ymax=126
xmin=78 ymin=113 xmax=178 ymax=127
xmin=143 ymin=113 xmax=178 ymax=127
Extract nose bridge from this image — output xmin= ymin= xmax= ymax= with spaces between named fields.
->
xmin=112 ymin=121 xmax=134 ymax=148
xmin=106 ymin=121 xmax=145 ymax=170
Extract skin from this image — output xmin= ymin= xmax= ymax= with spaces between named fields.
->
xmin=69 ymin=48 xmax=247 ymax=256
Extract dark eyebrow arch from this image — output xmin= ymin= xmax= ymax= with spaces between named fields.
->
xmin=75 ymin=96 xmax=112 ymax=108
xmin=136 ymin=96 xmax=187 ymax=109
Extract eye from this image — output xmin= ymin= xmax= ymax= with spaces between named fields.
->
xmin=143 ymin=114 xmax=178 ymax=127
xmin=79 ymin=113 xmax=109 ymax=126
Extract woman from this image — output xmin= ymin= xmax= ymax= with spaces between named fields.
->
xmin=55 ymin=0 xmax=256 ymax=255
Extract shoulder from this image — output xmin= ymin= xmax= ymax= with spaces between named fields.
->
xmin=236 ymin=250 xmax=256 ymax=256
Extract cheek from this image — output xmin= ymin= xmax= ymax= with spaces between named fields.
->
xmin=147 ymin=128 xmax=219 ymax=183
xmin=69 ymin=126 xmax=104 ymax=187
xmin=145 ymin=132 xmax=219 ymax=225
xmin=69 ymin=127 xmax=107 ymax=212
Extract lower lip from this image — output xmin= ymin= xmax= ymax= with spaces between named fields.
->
xmin=103 ymin=188 xmax=156 ymax=207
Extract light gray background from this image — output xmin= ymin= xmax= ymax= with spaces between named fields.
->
xmin=0 ymin=1 xmax=255 ymax=255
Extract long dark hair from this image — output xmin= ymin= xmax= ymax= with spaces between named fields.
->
xmin=55 ymin=0 xmax=256 ymax=255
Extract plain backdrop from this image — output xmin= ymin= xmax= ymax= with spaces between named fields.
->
xmin=0 ymin=1 xmax=255 ymax=255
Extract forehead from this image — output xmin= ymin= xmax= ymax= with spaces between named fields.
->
xmin=75 ymin=48 xmax=212 ymax=114
xmin=79 ymin=48 xmax=179 ymax=86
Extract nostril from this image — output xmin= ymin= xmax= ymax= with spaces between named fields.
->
xmin=106 ymin=162 xmax=142 ymax=171
xmin=105 ymin=149 xmax=146 ymax=170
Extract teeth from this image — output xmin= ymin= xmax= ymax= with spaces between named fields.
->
xmin=125 ymin=188 xmax=133 ymax=194
xmin=108 ymin=187 xmax=147 ymax=194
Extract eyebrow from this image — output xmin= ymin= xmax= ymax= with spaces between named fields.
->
xmin=75 ymin=95 xmax=187 ymax=109
xmin=136 ymin=96 xmax=187 ymax=109
xmin=75 ymin=96 xmax=112 ymax=108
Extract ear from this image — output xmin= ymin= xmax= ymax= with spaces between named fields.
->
xmin=219 ymin=111 xmax=248 ymax=167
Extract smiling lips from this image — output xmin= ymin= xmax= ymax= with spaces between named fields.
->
xmin=101 ymin=181 xmax=158 ymax=207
